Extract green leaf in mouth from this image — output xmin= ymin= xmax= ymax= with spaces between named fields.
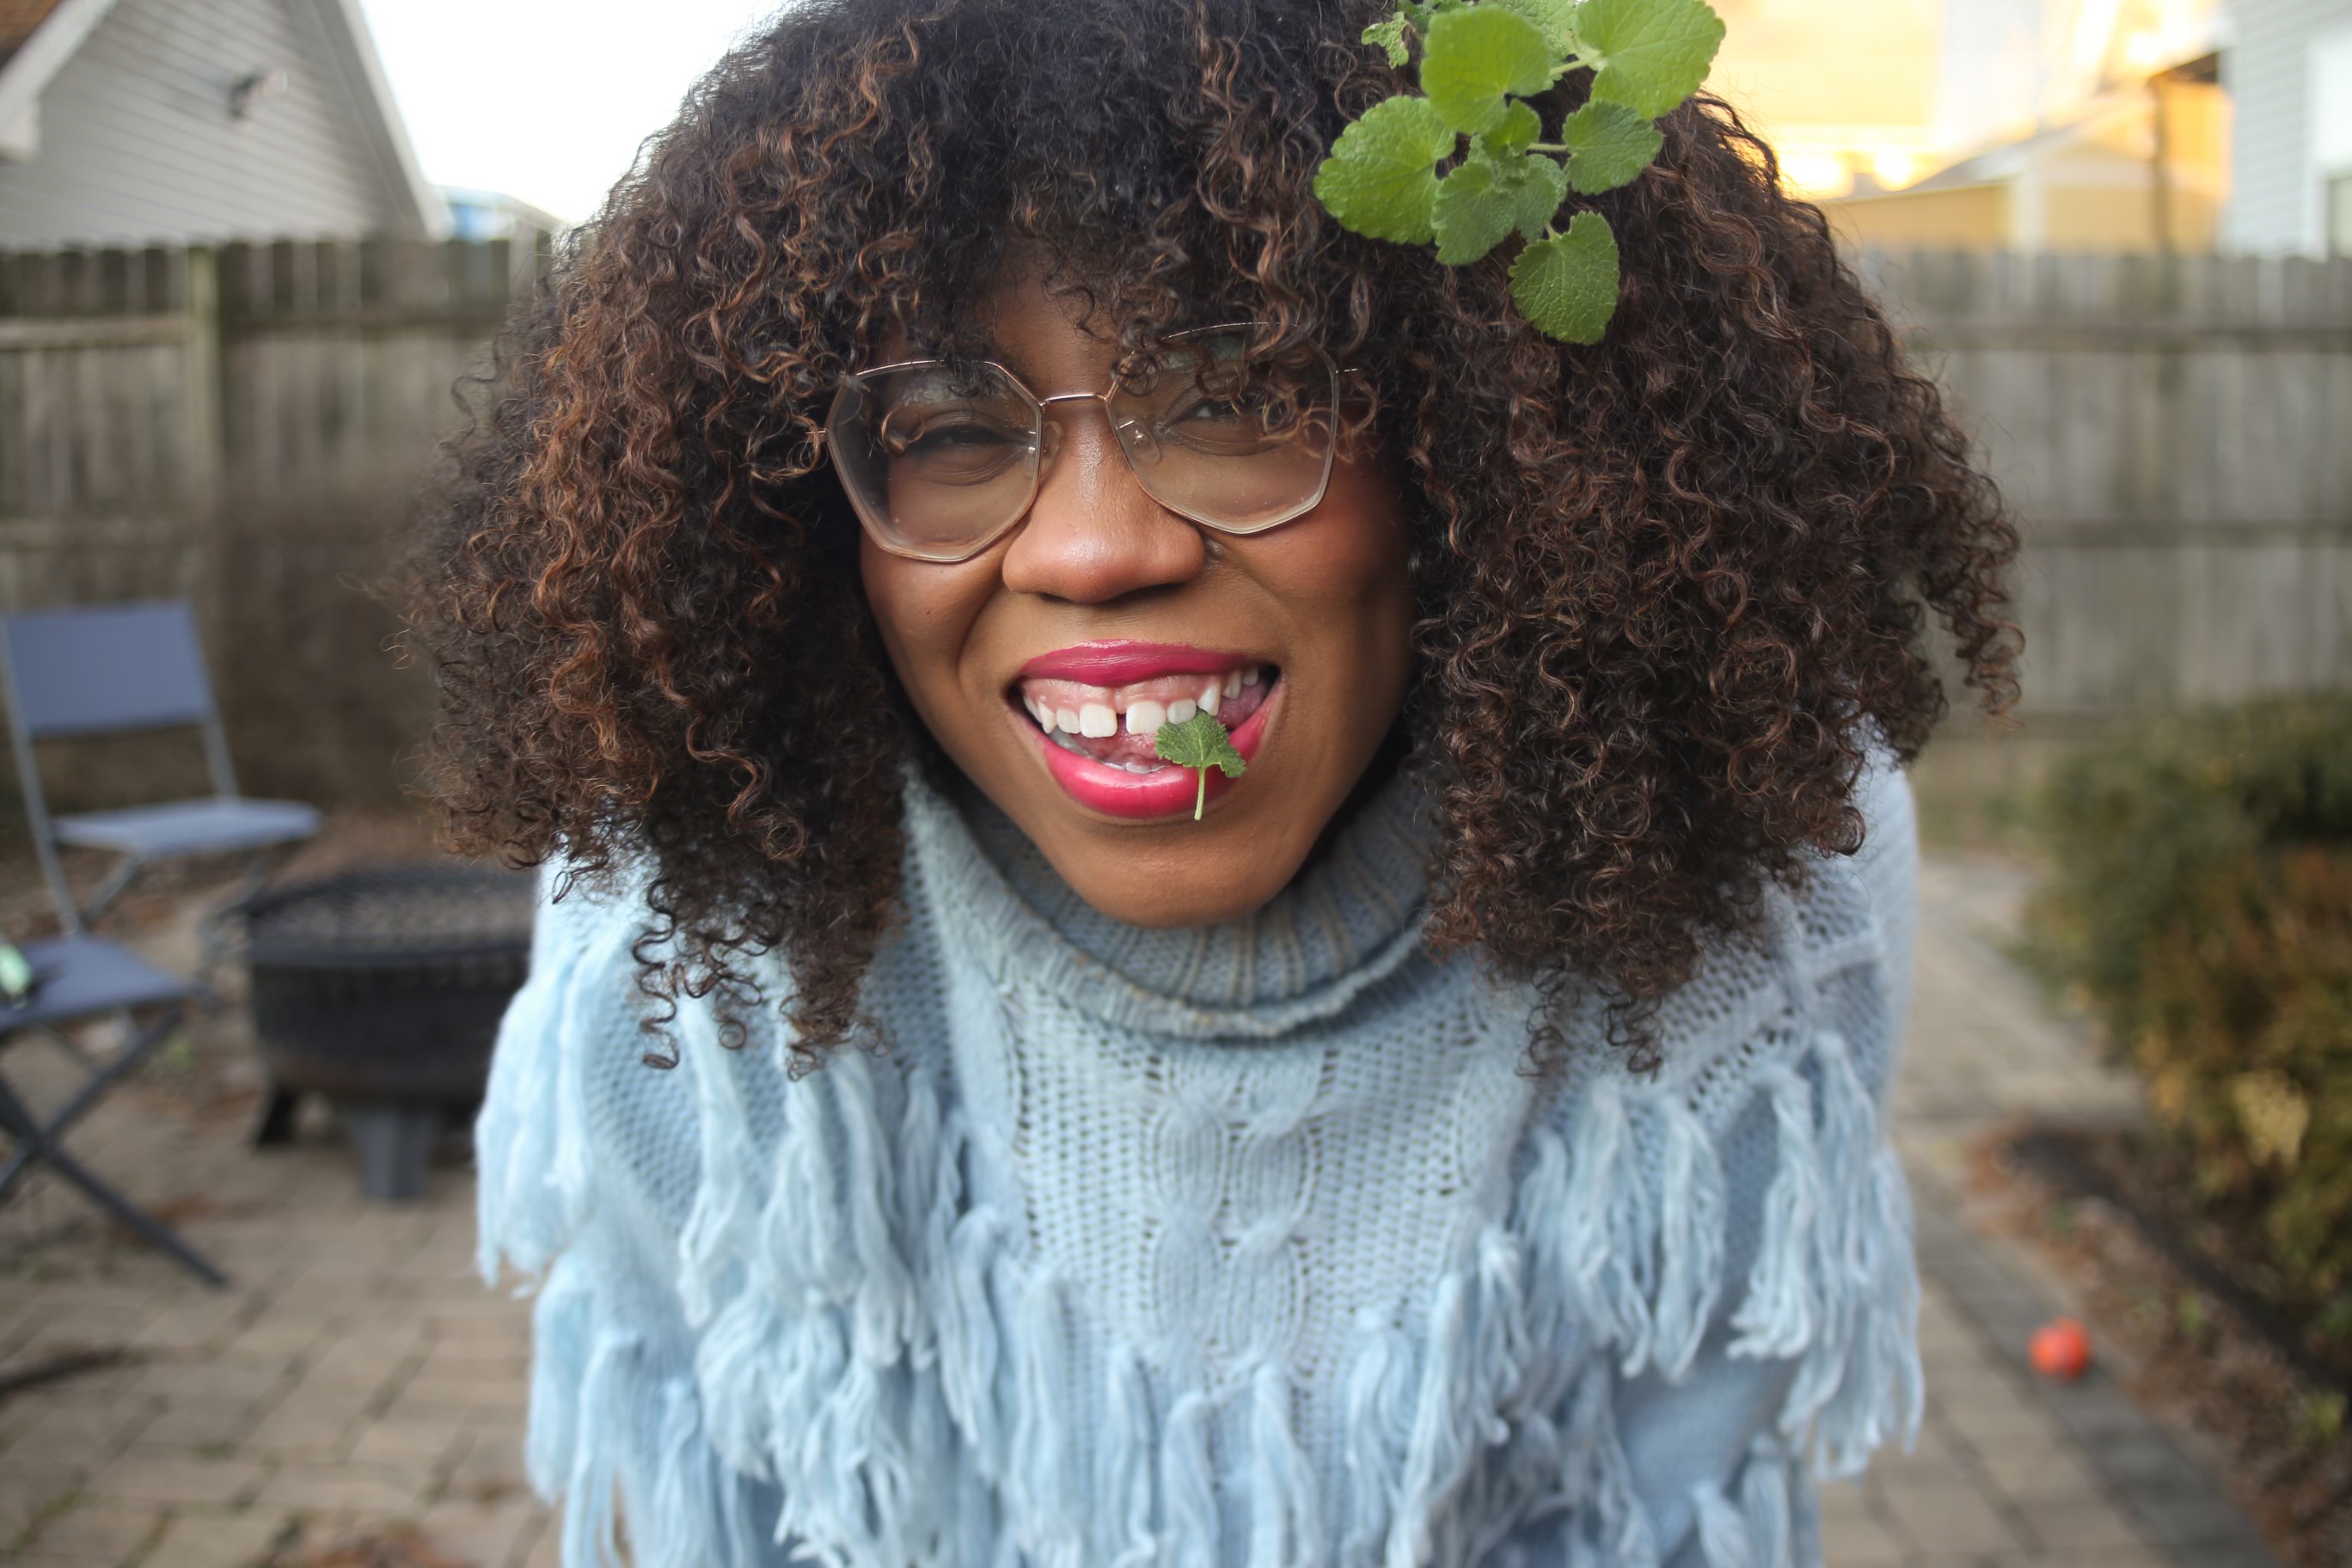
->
xmin=1154 ymin=712 xmax=1247 ymax=821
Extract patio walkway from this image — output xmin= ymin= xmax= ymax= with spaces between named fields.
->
xmin=0 ymin=852 xmax=2282 ymax=1567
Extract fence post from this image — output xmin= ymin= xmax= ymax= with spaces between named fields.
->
xmin=181 ymin=246 xmax=227 ymax=651
xmin=181 ymin=247 xmax=224 ymax=518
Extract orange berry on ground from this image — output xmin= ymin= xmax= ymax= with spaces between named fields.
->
xmin=2029 ymin=1316 xmax=2092 ymax=1381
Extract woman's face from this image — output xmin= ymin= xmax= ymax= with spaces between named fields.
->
xmin=859 ymin=269 xmax=1416 ymax=928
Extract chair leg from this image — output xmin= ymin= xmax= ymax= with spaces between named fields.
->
xmin=0 ymin=1008 xmax=182 ymax=1202
xmin=29 ymin=1019 xmax=103 ymax=1074
xmin=0 ymin=1070 xmax=228 ymax=1287
xmin=77 ymin=854 xmax=145 ymax=928
xmin=195 ymin=843 xmax=303 ymax=991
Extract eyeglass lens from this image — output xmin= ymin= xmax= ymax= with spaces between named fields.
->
xmin=827 ymin=329 xmax=1338 ymax=562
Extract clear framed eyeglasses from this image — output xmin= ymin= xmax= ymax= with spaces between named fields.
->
xmin=824 ymin=324 xmax=1341 ymax=563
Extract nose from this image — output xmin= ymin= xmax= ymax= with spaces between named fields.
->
xmin=998 ymin=399 xmax=1207 ymax=603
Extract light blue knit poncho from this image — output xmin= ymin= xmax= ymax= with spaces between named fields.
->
xmin=475 ymin=759 xmax=1921 ymax=1568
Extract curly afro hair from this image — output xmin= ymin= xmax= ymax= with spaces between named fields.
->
xmin=413 ymin=0 xmax=2018 ymax=1069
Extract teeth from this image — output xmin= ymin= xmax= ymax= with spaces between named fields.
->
xmin=1019 ymin=665 xmax=1270 ymax=734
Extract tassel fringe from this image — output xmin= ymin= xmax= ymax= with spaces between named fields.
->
xmin=481 ymin=874 xmax=1918 ymax=1568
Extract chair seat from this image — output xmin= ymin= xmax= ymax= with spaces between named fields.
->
xmin=0 ymin=935 xmax=199 ymax=1031
xmin=54 ymin=797 xmax=322 ymax=860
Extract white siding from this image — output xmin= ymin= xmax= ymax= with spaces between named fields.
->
xmin=1935 ymin=0 xmax=2049 ymax=157
xmin=2226 ymin=0 xmax=2352 ymax=253
xmin=0 ymin=0 xmax=425 ymax=246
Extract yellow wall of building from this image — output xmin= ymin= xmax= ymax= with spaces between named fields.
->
xmin=1704 ymin=0 xmax=1940 ymax=196
xmin=1708 ymin=0 xmax=2232 ymax=248
xmin=1826 ymin=184 xmax=2010 ymax=249
xmin=1706 ymin=0 xmax=1939 ymax=134
xmin=1822 ymin=80 xmax=2231 ymax=250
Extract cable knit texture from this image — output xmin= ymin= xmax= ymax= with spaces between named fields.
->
xmin=474 ymin=759 xmax=1923 ymax=1568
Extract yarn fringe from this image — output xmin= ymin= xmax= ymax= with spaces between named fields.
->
xmin=477 ymin=883 xmax=1917 ymax=1568
xmin=518 ymin=1256 xmax=766 ymax=1568
xmin=1688 ymin=1435 xmax=1798 ymax=1568
xmin=473 ymin=918 xmax=591 ymax=1287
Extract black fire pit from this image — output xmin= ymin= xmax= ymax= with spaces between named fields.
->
xmin=242 ymin=863 xmax=535 ymax=1200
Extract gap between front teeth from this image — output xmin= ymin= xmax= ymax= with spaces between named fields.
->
xmin=1021 ymin=665 xmax=1264 ymax=738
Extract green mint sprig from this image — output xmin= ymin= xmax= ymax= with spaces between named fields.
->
xmin=1314 ymin=0 xmax=1724 ymax=343
xmin=1154 ymin=713 xmax=1247 ymax=821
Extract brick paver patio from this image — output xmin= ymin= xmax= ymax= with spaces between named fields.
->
xmin=0 ymin=851 xmax=2280 ymax=1567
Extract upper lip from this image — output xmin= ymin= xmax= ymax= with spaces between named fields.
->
xmin=1017 ymin=640 xmax=1267 ymax=685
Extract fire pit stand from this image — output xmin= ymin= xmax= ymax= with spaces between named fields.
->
xmin=242 ymin=864 xmax=535 ymax=1200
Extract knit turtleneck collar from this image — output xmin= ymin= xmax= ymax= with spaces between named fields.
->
xmin=898 ymin=765 xmax=1436 ymax=1041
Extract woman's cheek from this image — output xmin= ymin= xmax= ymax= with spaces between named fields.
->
xmin=858 ymin=536 xmax=1001 ymax=754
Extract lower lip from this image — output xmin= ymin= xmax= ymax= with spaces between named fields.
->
xmin=1025 ymin=684 xmax=1277 ymax=819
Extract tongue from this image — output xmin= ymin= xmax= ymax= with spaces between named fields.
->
xmin=1067 ymin=728 xmax=1170 ymax=767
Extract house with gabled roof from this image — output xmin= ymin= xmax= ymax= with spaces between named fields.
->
xmin=0 ymin=0 xmax=444 ymax=247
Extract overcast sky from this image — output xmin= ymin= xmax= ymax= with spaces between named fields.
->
xmin=358 ymin=0 xmax=787 ymax=224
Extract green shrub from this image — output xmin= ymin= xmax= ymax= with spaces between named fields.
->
xmin=2031 ymin=696 xmax=2352 ymax=1318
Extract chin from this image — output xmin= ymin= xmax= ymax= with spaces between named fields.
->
xmin=973 ymin=762 xmax=1338 ymax=928
xmin=1053 ymin=850 xmax=1307 ymax=929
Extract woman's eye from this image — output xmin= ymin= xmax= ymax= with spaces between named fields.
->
xmin=1159 ymin=388 xmax=1304 ymax=452
xmin=881 ymin=412 xmax=1030 ymax=470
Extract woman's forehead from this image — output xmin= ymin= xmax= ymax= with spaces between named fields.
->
xmin=879 ymin=278 xmax=1229 ymax=386
xmin=875 ymin=244 xmax=1265 ymax=369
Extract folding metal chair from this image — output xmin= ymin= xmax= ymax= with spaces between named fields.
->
xmin=0 ymin=934 xmax=226 ymax=1284
xmin=0 ymin=602 xmax=322 ymax=934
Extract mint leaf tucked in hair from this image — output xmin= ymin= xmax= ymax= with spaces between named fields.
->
xmin=1510 ymin=209 xmax=1620 ymax=344
xmin=1419 ymin=6 xmax=1553 ymax=135
xmin=1559 ymin=99 xmax=1664 ymax=193
xmin=1363 ymin=12 xmax=1412 ymax=66
xmin=1575 ymin=0 xmax=1726 ymax=119
xmin=1314 ymin=0 xmax=1726 ymax=343
xmin=1312 ymin=95 xmax=1456 ymax=243
xmin=1154 ymin=713 xmax=1246 ymax=821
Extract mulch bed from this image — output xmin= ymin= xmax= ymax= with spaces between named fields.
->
xmin=1973 ymin=1122 xmax=2352 ymax=1568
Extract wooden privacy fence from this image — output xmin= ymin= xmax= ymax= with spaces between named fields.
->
xmin=0 ymin=236 xmax=530 ymax=572
xmin=1856 ymin=249 xmax=2352 ymax=722
xmin=0 ymin=238 xmax=538 ymax=803
xmin=0 ymin=239 xmax=2346 ymax=785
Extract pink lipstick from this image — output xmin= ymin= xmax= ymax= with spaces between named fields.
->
xmin=1009 ymin=640 xmax=1279 ymax=819
xmin=1019 ymin=640 xmax=1260 ymax=684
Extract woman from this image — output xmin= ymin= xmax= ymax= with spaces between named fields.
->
xmin=422 ymin=0 xmax=2018 ymax=1564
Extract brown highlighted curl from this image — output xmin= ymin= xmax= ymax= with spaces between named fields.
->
xmin=412 ymin=0 xmax=2018 ymax=1069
